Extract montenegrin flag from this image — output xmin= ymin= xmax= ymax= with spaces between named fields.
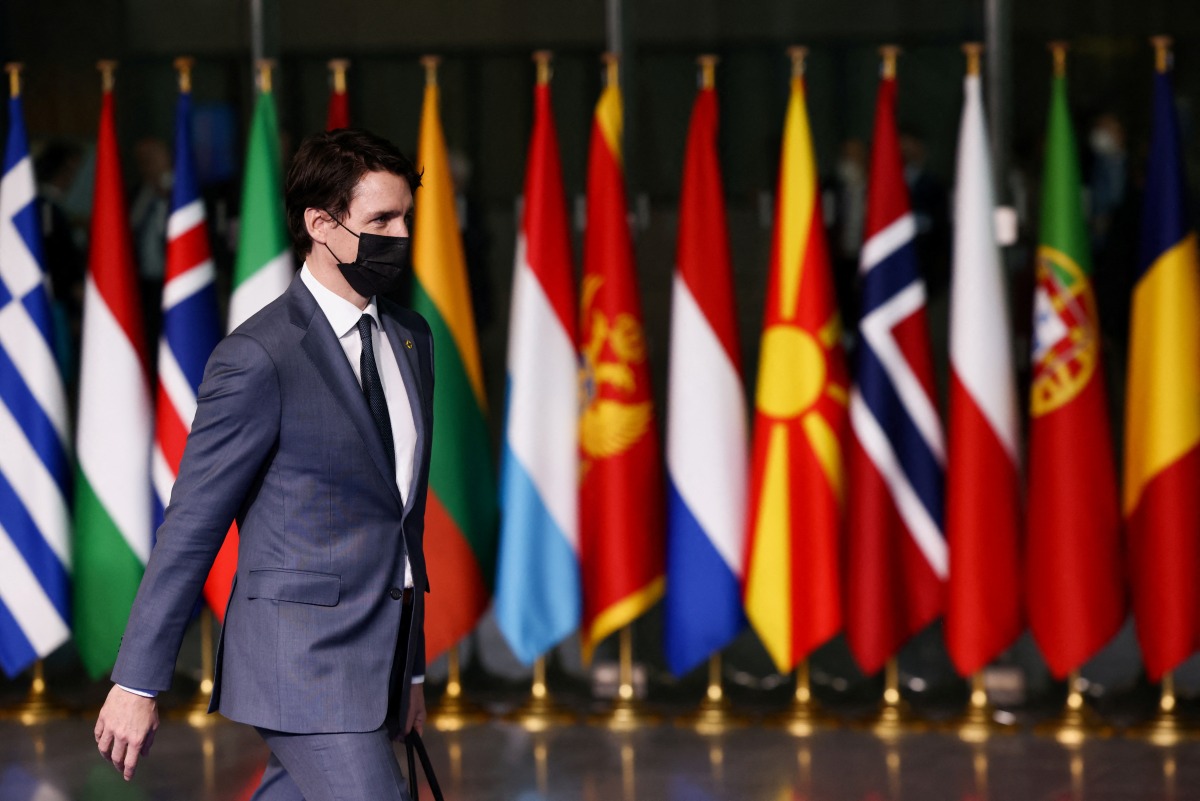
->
xmin=73 ymin=76 xmax=154 ymax=676
xmin=664 ymin=67 xmax=748 ymax=677
xmin=0 ymin=80 xmax=72 ymax=677
xmin=845 ymin=58 xmax=946 ymax=677
xmin=495 ymin=59 xmax=581 ymax=664
xmin=744 ymin=54 xmax=847 ymax=675
xmin=945 ymin=57 xmax=1022 ymax=677
xmin=413 ymin=63 xmax=498 ymax=660
xmin=1124 ymin=49 xmax=1200 ymax=680
xmin=1026 ymin=55 xmax=1123 ymax=679
xmin=578 ymin=61 xmax=664 ymax=662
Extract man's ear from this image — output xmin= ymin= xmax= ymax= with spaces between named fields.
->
xmin=306 ymin=208 xmax=332 ymax=246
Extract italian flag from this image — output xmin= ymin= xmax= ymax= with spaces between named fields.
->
xmin=72 ymin=81 xmax=153 ymax=677
xmin=412 ymin=62 xmax=497 ymax=661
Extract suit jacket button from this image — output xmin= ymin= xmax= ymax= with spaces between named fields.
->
xmin=389 ymin=587 xmax=404 ymax=600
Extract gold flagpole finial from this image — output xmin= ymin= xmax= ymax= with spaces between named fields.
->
xmin=601 ymin=52 xmax=620 ymax=89
xmin=5 ymin=63 xmax=22 ymax=99
xmin=962 ymin=43 xmax=984 ymax=76
xmin=787 ymin=46 xmax=808 ymax=79
xmin=97 ymin=60 xmax=117 ymax=92
xmin=174 ymin=57 xmax=195 ymax=94
xmin=1048 ymin=41 xmax=1068 ymax=78
xmin=697 ymin=54 xmax=718 ymax=90
xmin=880 ymin=45 xmax=901 ymax=79
xmin=1151 ymin=36 xmax=1173 ymax=73
xmin=328 ymin=59 xmax=350 ymax=93
xmin=420 ymin=55 xmax=441 ymax=87
xmin=255 ymin=59 xmax=276 ymax=93
xmin=533 ymin=50 xmax=553 ymax=86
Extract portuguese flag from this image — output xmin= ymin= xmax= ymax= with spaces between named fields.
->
xmin=412 ymin=62 xmax=497 ymax=661
xmin=1025 ymin=52 xmax=1123 ymax=679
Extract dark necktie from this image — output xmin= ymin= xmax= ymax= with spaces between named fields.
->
xmin=357 ymin=315 xmax=396 ymax=471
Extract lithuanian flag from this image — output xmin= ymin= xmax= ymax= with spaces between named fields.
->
xmin=743 ymin=49 xmax=847 ymax=674
xmin=412 ymin=58 xmax=497 ymax=661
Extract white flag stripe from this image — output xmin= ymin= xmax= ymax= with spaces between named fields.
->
xmin=0 ymin=398 xmax=71 ymax=564
xmin=860 ymin=213 xmax=917 ymax=275
xmin=0 ymin=300 xmax=70 ymax=441
xmin=859 ymin=280 xmax=946 ymax=461
xmin=0 ymin=158 xmax=42 ymax=297
xmin=157 ymin=340 xmax=199 ymax=429
xmin=666 ymin=274 xmax=748 ymax=574
xmin=505 ymin=237 xmax=579 ymax=547
xmin=76 ymin=278 xmax=153 ymax=564
xmin=152 ymin=444 xmax=176 ymax=510
xmin=949 ymin=75 xmax=1019 ymax=460
xmin=227 ymin=251 xmax=292 ymax=333
xmin=850 ymin=388 xmax=949 ymax=578
xmin=162 ymin=259 xmax=216 ymax=311
xmin=0 ymin=526 xmax=70 ymax=656
xmin=166 ymin=199 xmax=205 ymax=240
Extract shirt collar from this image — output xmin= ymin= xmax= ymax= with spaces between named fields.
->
xmin=300 ymin=263 xmax=379 ymax=338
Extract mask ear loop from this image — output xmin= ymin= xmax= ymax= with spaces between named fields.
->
xmin=321 ymin=209 xmax=360 ymax=265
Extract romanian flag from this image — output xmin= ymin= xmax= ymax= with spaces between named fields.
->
xmin=1026 ymin=50 xmax=1123 ymax=679
xmin=578 ymin=59 xmax=664 ymax=662
xmin=744 ymin=51 xmax=847 ymax=675
xmin=413 ymin=60 xmax=498 ymax=661
xmin=326 ymin=59 xmax=350 ymax=131
xmin=1124 ymin=43 xmax=1200 ymax=681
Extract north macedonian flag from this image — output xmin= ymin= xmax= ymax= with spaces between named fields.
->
xmin=579 ymin=62 xmax=664 ymax=662
xmin=744 ymin=55 xmax=847 ymax=675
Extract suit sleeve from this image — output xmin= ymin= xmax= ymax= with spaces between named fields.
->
xmin=111 ymin=333 xmax=281 ymax=691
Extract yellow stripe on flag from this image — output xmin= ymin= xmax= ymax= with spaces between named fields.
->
xmin=745 ymin=423 xmax=794 ymax=672
xmin=803 ymin=411 xmax=843 ymax=499
xmin=1124 ymin=233 xmax=1200 ymax=515
xmin=777 ymin=77 xmax=817 ymax=322
xmin=594 ymin=85 xmax=623 ymax=165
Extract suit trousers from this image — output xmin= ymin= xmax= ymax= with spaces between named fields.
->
xmin=250 ymin=727 xmax=411 ymax=801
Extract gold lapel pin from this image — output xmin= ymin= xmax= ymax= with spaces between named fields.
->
xmin=405 ymin=339 xmax=414 ymax=350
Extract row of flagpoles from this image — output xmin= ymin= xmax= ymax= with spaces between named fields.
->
xmin=1 ymin=38 xmax=1198 ymax=729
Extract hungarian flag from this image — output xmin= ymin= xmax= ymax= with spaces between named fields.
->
xmin=326 ymin=59 xmax=350 ymax=131
xmin=1124 ymin=49 xmax=1200 ymax=681
xmin=207 ymin=72 xmax=293 ymax=618
xmin=494 ymin=60 xmax=581 ymax=664
xmin=945 ymin=58 xmax=1022 ymax=677
xmin=743 ymin=57 xmax=847 ymax=675
xmin=1026 ymin=56 xmax=1123 ymax=679
xmin=412 ymin=65 xmax=498 ymax=661
xmin=845 ymin=60 xmax=946 ymax=676
xmin=663 ymin=67 xmax=748 ymax=677
xmin=72 ymin=75 xmax=154 ymax=676
xmin=578 ymin=62 xmax=664 ymax=662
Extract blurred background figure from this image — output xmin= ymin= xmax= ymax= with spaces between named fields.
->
xmin=900 ymin=130 xmax=950 ymax=298
xmin=1086 ymin=111 xmax=1128 ymax=252
xmin=828 ymin=137 xmax=867 ymax=328
xmin=129 ymin=136 xmax=173 ymax=353
xmin=34 ymin=139 xmax=88 ymax=381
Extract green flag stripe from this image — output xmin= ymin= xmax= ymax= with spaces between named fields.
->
xmin=1040 ymin=76 xmax=1092 ymax=273
xmin=72 ymin=471 xmax=144 ymax=677
xmin=412 ymin=282 xmax=498 ymax=587
xmin=234 ymin=92 xmax=289 ymax=284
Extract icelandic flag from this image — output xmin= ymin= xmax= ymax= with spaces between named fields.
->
xmin=845 ymin=65 xmax=946 ymax=676
xmin=494 ymin=69 xmax=580 ymax=664
xmin=152 ymin=88 xmax=221 ymax=537
xmin=0 ymin=90 xmax=73 ymax=677
xmin=663 ymin=76 xmax=748 ymax=676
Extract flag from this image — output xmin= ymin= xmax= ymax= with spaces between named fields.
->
xmin=0 ymin=81 xmax=72 ymax=677
xmin=1026 ymin=55 xmax=1123 ymax=679
xmin=154 ymin=78 xmax=224 ymax=614
xmin=578 ymin=62 xmax=664 ymax=662
xmin=494 ymin=62 xmax=580 ymax=664
xmin=743 ymin=55 xmax=847 ymax=674
xmin=72 ymin=76 xmax=154 ymax=676
xmin=1124 ymin=49 xmax=1200 ymax=681
xmin=845 ymin=60 xmax=946 ymax=676
xmin=326 ymin=59 xmax=350 ymax=131
xmin=663 ymin=69 xmax=747 ymax=677
xmin=944 ymin=57 xmax=1022 ymax=677
xmin=412 ymin=65 xmax=498 ymax=660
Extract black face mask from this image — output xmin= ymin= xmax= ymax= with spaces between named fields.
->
xmin=323 ymin=213 xmax=411 ymax=298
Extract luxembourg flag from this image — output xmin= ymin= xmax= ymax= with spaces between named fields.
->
xmin=664 ymin=66 xmax=748 ymax=677
xmin=494 ymin=60 xmax=580 ymax=664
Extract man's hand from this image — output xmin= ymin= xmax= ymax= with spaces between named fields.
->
xmin=405 ymin=683 xmax=426 ymax=736
xmin=95 ymin=684 xmax=159 ymax=782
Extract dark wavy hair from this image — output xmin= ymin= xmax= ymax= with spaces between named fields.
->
xmin=285 ymin=128 xmax=422 ymax=257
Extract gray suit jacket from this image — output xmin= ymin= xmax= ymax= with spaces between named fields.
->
xmin=112 ymin=275 xmax=434 ymax=735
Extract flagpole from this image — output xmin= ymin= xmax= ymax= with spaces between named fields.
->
xmin=589 ymin=625 xmax=661 ymax=730
xmin=505 ymin=654 xmax=577 ymax=731
xmin=764 ymin=658 xmax=830 ymax=737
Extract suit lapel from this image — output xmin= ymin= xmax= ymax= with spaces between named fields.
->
xmin=380 ymin=311 xmax=426 ymax=515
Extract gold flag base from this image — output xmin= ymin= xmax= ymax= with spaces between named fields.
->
xmin=675 ymin=655 xmax=750 ymax=735
xmin=588 ymin=696 xmax=663 ymax=732
xmin=945 ymin=672 xmax=1014 ymax=743
xmin=859 ymin=659 xmax=929 ymax=739
xmin=504 ymin=657 xmax=577 ymax=732
xmin=429 ymin=645 xmax=489 ymax=732
xmin=0 ymin=663 xmax=69 ymax=725
xmin=764 ymin=662 xmax=830 ymax=737
xmin=1127 ymin=672 xmax=1193 ymax=747
xmin=1033 ymin=673 xmax=1112 ymax=746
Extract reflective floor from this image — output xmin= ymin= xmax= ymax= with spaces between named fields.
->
xmin=2 ymin=712 xmax=1198 ymax=801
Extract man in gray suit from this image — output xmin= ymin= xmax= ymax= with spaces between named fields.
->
xmin=94 ymin=128 xmax=435 ymax=801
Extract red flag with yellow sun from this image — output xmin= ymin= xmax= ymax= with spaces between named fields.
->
xmin=744 ymin=48 xmax=848 ymax=674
